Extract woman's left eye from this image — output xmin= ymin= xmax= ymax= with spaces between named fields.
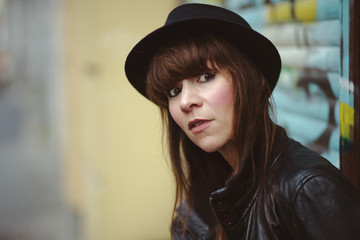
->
xmin=198 ymin=72 xmax=215 ymax=83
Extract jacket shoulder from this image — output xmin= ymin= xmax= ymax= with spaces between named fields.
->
xmin=272 ymin=139 xmax=350 ymax=204
xmin=272 ymin=140 xmax=360 ymax=239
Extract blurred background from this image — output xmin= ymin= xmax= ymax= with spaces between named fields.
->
xmin=0 ymin=0 xmax=357 ymax=240
xmin=0 ymin=0 xmax=176 ymax=239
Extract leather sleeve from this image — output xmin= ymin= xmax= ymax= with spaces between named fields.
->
xmin=172 ymin=201 xmax=216 ymax=240
xmin=291 ymin=173 xmax=360 ymax=240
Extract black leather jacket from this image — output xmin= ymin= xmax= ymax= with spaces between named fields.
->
xmin=173 ymin=136 xmax=360 ymax=240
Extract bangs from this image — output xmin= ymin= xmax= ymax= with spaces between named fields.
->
xmin=146 ymin=34 xmax=230 ymax=107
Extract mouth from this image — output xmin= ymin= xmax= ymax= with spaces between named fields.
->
xmin=188 ymin=119 xmax=212 ymax=133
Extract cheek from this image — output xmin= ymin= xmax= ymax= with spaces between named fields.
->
xmin=168 ymin=102 xmax=183 ymax=127
xmin=210 ymin=85 xmax=234 ymax=108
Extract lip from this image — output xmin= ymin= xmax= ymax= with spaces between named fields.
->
xmin=188 ymin=119 xmax=212 ymax=133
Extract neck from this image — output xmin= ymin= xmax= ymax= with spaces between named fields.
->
xmin=218 ymin=140 xmax=236 ymax=169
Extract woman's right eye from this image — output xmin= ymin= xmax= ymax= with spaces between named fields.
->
xmin=168 ymin=87 xmax=182 ymax=97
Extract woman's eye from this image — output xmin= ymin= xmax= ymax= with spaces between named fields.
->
xmin=168 ymin=87 xmax=181 ymax=97
xmin=198 ymin=72 xmax=215 ymax=83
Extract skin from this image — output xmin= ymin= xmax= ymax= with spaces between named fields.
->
xmin=167 ymin=69 xmax=236 ymax=167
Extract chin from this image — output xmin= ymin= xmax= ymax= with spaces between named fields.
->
xmin=196 ymin=143 xmax=222 ymax=153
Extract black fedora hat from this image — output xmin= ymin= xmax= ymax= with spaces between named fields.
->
xmin=125 ymin=3 xmax=281 ymax=99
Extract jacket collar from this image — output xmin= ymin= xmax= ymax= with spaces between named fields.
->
xmin=209 ymin=126 xmax=290 ymax=229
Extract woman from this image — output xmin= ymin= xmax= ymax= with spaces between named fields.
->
xmin=125 ymin=3 xmax=360 ymax=240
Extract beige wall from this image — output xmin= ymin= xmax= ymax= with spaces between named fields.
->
xmin=64 ymin=1 xmax=177 ymax=239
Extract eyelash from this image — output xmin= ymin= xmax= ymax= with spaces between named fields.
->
xmin=168 ymin=87 xmax=181 ymax=98
xmin=167 ymin=72 xmax=216 ymax=98
xmin=199 ymin=72 xmax=216 ymax=82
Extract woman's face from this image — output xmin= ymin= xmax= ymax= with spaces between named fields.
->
xmin=168 ymin=68 xmax=234 ymax=154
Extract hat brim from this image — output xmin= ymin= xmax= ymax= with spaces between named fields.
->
xmin=125 ymin=18 xmax=281 ymax=99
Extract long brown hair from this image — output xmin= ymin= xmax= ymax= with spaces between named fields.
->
xmin=146 ymin=33 xmax=277 ymax=239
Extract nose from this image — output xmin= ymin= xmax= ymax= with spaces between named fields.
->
xmin=180 ymin=83 xmax=202 ymax=112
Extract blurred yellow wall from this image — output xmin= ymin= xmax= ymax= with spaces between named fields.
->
xmin=64 ymin=1 xmax=177 ymax=239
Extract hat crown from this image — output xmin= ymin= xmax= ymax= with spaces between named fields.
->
xmin=165 ymin=3 xmax=251 ymax=29
xmin=125 ymin=3 xmax=281 ymax=99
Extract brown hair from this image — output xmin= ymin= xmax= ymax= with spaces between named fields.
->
xmin=146 ymin=33 xmax=277 ymax=239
